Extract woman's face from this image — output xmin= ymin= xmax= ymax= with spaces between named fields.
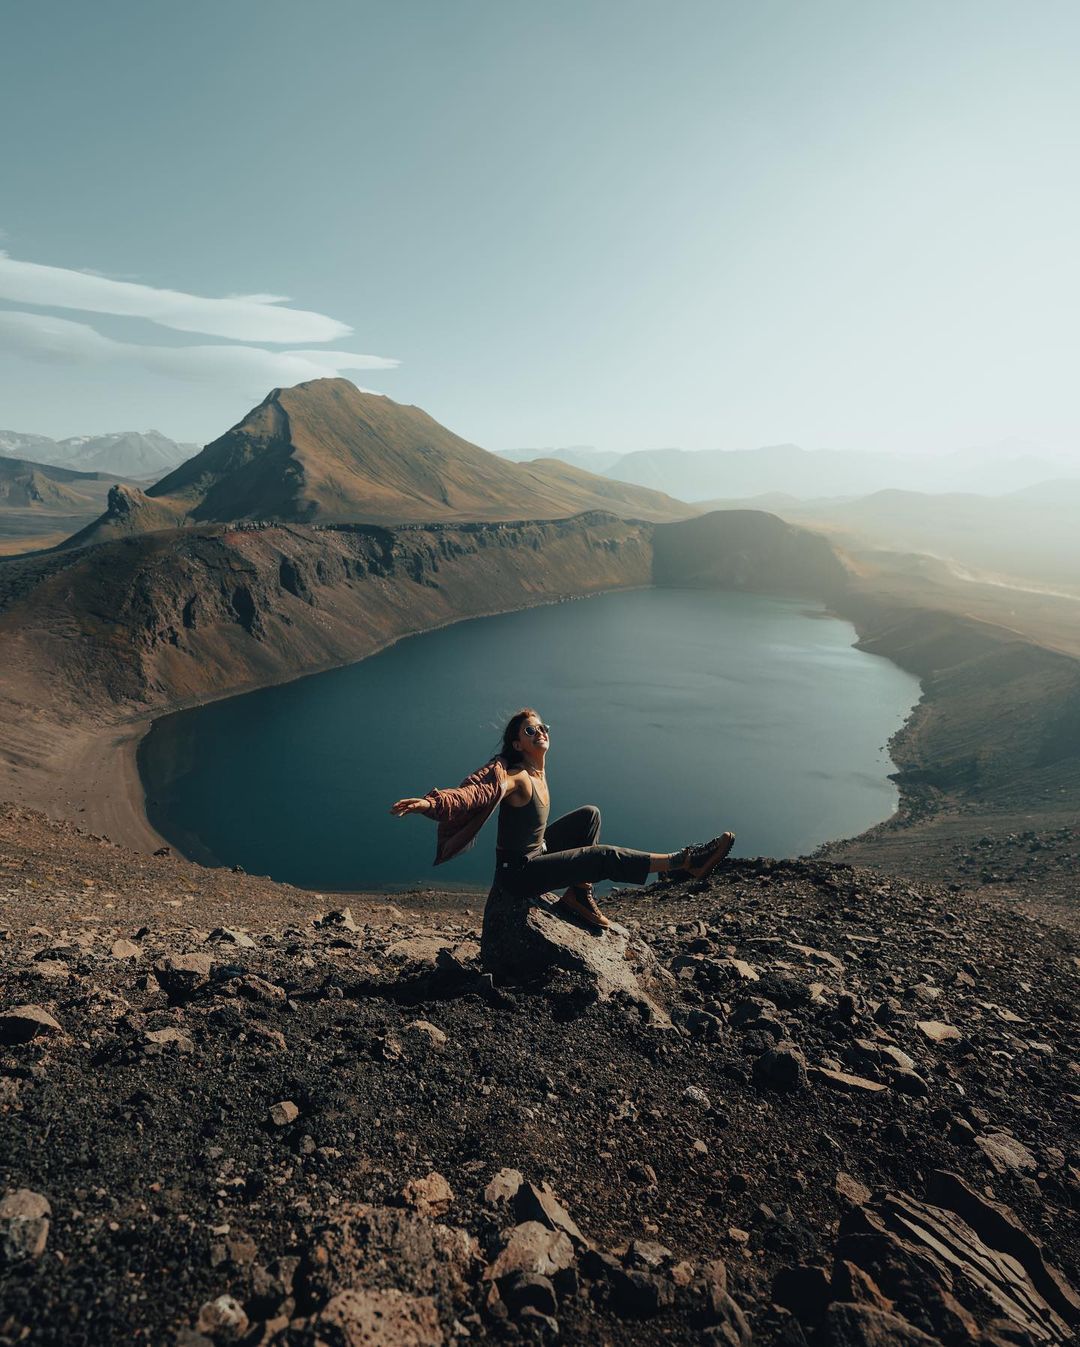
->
xmin=515 ymin=715 xmax=549 ymax=755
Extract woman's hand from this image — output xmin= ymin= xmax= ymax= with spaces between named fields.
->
xmin=390 ymin=797 xmax=432 ymax=817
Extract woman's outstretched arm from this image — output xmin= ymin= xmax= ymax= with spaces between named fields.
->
xmin=391 ymin=758 xmax=511 ymax=824
xmin=389 ymin=797 xmax=432 ymax=816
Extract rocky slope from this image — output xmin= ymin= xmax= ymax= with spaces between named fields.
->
xmin=0 ymin=803 xmax=1076 ymax=1346
xmin=652 ymin=510 xmax=850 ymax=596
xmin=68 ymin=380 xmax=691 ymax=539
xmin=58 ymin=485 xmax=187 ymax=550
xmin=836 ymin=601 xmax=1080 ymax=811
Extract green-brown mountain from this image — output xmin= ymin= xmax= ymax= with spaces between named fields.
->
xmin=92 ymin=379 xmax=692 ymax=538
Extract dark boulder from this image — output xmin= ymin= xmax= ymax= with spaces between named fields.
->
xmin=752 ymin=1043 xmax=808 ymax=1093
xmin=480 ymin=892 xmax=672 ymax=1024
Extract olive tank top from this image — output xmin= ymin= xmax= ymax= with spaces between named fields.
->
xmin=496 ymin=780 xmax=549 ymax=857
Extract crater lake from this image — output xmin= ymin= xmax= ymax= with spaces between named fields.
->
xmin=139 ymin=588 xmax=920 ymax=891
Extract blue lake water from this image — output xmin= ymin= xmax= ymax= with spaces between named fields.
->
xmin=139 ymin=588 xmax=920 ymax=892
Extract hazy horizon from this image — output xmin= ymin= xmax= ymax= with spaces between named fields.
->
xmin=2 ymin=1 xmax=1079 ymax=458
xmin=3 ymin=417 xmax=1079 ymax=468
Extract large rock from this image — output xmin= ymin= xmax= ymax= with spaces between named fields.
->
xmin=498 ymin=1270 xmax=558 ymax=1318
xmin=834 ymin=1222 xmax=977 ymax=1343
xmin=143 ymin=1026 xmax=195 ymax=1055
xmin=195 ymin=1295 xmax=248 ymax=1341
xmin=825 ymin=1302 xmax=943 ymax=1345
xmin=484 ymin=1168 xmax=525 ymax=1210
xmin=0 ymin=1188 xmax=52 ymax=1262
xmin=295 ymin=1204 xmax=479 ymax=1308
xmin=155 ymin=952 xmax=213 ymax=998
xmin=484 ymin=1169 xmax=587 ymax=1247
xmin=305 ymin=1288 xmax=443 ymax=1346
xmin=0 ymin=1005 xmax=62 ymax=1045
xmin=925 ymin=1169 xmax=1080 ymax=1333
xmin=752 ymin=1043 xmax=808 ymax=1093
xmin=512 ymin=1180 xmax=587 ymax=1247
xmin=480 ymin=892 xmax=672 ymax=1023
xmin=975 ymin=1133 xmax=1037 ymax=1174
xmin=400 ymin=1172 xmax=454 ymax=1217
xmin=385 ymin=936 xmax=454 ymax=967
xmin=835 ymin=1175 xmax=1080 ymax=1346
xmin=486 ymin=1222 xmax=576 ymax=1283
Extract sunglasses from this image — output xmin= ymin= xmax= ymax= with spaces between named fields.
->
xmin=522 ymin=722 xmax=550 ymax=739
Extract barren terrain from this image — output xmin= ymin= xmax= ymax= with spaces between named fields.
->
xmin=1 ymin=804 xmax=1077 ymax=1346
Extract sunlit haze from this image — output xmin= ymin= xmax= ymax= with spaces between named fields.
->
xmin=1 ymin=0 xmax=1078 ymax=459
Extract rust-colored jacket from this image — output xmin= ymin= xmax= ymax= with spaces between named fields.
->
xmin=424 ymin=757 xmax=510 ymax=865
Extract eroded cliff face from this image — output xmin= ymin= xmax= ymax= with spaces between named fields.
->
xmin=0 ymin=513 xmax=655 ymax=722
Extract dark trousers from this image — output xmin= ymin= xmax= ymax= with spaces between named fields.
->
xmin=492 ymin=805 xmax=653 ymax=901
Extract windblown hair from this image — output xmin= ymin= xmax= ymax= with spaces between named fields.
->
xmin=496 ymin=707 xmax=541 ymax=768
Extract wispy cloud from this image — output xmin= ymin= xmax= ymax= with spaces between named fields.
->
xmin=0 ymin=311 xmax=399 ymax=392
xmin=0 ymin=251 xmax=352 ymax=343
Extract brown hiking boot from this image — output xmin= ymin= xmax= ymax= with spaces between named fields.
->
xmin=557 ymin=883 xmax=610 ymax=930
xmin=679 ymin=831 xmax=736 ymax=880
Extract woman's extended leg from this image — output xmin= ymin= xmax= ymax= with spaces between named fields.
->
xmin=496 ymin=822 xmax=736 ymax=929
xmin=537 ymin=807 xmax=733 ymax=889
xmin=498 ymin=840 xmax=652 ymax=903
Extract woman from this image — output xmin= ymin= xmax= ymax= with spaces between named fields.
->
xmin=390 ymin=707 xmax=735 ymax=930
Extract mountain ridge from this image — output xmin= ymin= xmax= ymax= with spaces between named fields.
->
xmin=63 ymin=379 xmax=694 ymax=546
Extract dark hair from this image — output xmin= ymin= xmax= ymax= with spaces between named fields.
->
xmin=497 ymin=707 xmax=541 ymax=768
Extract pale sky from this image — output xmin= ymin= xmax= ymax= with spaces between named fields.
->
xmin=1 ymin=0 xmax=1078 ymax=456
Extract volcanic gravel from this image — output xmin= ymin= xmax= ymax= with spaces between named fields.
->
xmin=0 ymin=805 xmax=1077 ymax=1346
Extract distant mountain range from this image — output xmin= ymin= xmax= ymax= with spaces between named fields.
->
xmin=61 ymin=379 xmax=695 ymax=550
xmin=498 ymin=446 xmax=625 ymax=473
xmin=0 ymin=429 xmax=197 ymax=480
xmin=723 ymin=484 xmax=1080 ymax=595
xmin=501 ymin=441 xmax=1079 ymax=499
